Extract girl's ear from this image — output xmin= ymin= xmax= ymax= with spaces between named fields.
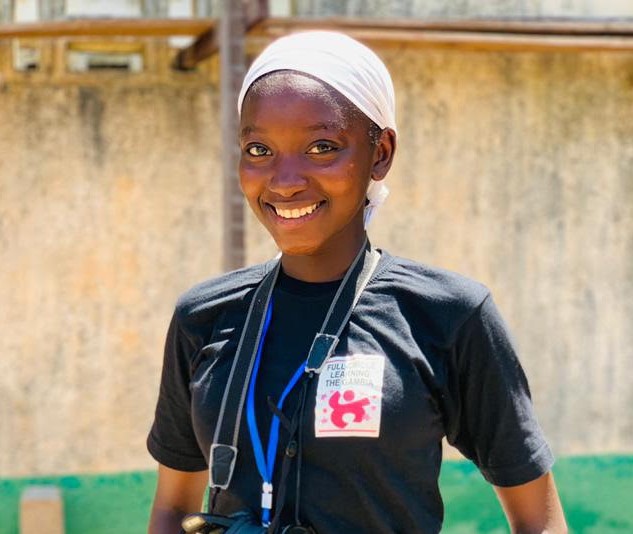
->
xmin=371 ymin=128 xmax=397 ymax=181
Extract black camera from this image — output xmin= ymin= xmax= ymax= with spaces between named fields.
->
xmin=181 ymin=511 xmax=266 ymax=534
xmin=181 ymin=512 xmax=316 ymax=534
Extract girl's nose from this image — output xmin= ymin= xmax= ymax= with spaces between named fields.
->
xmin=267 ymin=157 xmax=308 ymax=197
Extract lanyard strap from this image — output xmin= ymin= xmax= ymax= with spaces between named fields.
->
xmin=247 ymin=241 xmax=380 ymax=526
xmin=245 ymin=299 xmax=306 ymax=526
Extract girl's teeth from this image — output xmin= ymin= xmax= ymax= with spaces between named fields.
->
xmin=275 ymin=203 xmax=320 ymax=219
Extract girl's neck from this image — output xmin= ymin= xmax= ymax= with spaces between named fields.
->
xmin=280 ymin=233 xmax=367 ymax=283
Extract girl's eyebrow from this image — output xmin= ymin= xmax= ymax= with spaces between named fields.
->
xmin=241 ymin=121 xmax=344 ymax=137
xmin=240 ymin=125 xmax=262 ymax=137
xmin=307 ymin=121 xmax=344 ymax=131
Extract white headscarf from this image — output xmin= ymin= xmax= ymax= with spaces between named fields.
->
xmin=238 ymin=31 xmax=396 ymax=227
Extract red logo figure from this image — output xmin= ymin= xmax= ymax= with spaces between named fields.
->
xmin=328 ymin=390 xmax=370 ymax=428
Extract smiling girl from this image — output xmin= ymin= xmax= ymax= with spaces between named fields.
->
xmin=147 ymin=31 xmax=567 ymax=534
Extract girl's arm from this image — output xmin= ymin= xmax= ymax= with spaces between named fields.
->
xmin=148 ymin=464 xmax=208 ymax=534
xmin=494 ymin=471 xmax=567 ymax=534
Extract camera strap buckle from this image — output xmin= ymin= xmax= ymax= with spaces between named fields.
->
xmin=305 ymin=334 xmax=338 ymax=374
xmin=209 ymin=444 xmax=239 ymax=490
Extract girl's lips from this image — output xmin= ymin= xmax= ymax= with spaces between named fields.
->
xmin=265 ymin=201 xmax=325 ymax=224
xmin=271 ymin=201 xmax=325 ymax=219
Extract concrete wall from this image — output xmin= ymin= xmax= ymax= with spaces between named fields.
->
xmin=0 ymin=39 xmax=632 ymax=476
xmin=0 ymin=42 xmax=223 ymax=476
xmin=371 ymin=49 xmax=633 ymax=455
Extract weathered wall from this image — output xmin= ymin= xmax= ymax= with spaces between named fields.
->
xmin=0 ymin=40 xmax=632 ymax=477
xmin=382 ymin=49 xmax=633 ymax=455
xmin=0 ymin=45 xmax=223 ymax=476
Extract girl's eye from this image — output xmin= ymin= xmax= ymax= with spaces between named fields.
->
xmin=246 ymin=144 xmax=271 ymax=157
xmin=307 ymin=142 xmax=337 ymax=154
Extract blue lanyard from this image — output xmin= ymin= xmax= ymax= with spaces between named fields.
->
xmin=246 ymin=299 xmax=307 ymax=526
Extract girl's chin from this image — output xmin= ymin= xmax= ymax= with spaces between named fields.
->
xmin=275 ymin=243 xmax=322 ymax=257
xmin=272 ymin=234 xmax=334 ymax=257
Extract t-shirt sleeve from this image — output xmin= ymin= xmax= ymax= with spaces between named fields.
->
xmin=147 ymin=310 xmax=208 ymax=472
xmin=446 ymin=294 xmax=554 ymax=487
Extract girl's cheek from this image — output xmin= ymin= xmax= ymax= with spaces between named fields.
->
xmin=239 ymin=167 xmax=259 ymax=190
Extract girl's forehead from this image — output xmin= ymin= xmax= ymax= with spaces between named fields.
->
xmin=242 ymin=71 xmax=361 ymax=123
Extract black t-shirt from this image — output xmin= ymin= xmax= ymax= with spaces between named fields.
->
xmin=147 ymin=251 xmax=554 ymax=533
xmin=253 ymin=269 xmax=341 ymax=443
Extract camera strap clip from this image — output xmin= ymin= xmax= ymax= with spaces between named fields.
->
xmin=209 ymin=444 xmax=239 ymax=490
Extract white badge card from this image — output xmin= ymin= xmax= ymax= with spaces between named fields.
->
xmin=314 ymin=354 xmax=385 ymax=438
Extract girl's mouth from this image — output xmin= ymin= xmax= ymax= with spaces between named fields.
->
xmin=269 ymin=201 xmax=325 ymax=220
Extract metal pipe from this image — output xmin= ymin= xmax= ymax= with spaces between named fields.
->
xmin=220 ymin=0 xmax=247 ymax=271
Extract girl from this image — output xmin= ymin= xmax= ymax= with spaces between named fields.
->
xmin=147 ymin=31 xmax=567 ymax=534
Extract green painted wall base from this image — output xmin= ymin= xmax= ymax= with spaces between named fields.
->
xmin=440 ymin=456 xmax=633 ymax=533
xmin=1 ymin=456 xmax=631 ymax=533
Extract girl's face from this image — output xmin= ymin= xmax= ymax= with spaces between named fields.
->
xmin=239 ymin=72 xmax=391 ymax=260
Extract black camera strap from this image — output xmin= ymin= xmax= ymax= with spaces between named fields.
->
xmin=208 ymin=237 xmax=380 ymax=527
xmin=209 ymin=260 xmax=280 ymax=491
xmin=267 ymin=378 xmax=310 ymax=533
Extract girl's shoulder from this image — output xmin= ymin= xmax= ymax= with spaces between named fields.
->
xmin=365 ymin=251 xmax=507 ymax=350
xmin=371 ymin=250 xmax=492 ymax=329
xmin=174 ymin=259 xmax=277 ymax=322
